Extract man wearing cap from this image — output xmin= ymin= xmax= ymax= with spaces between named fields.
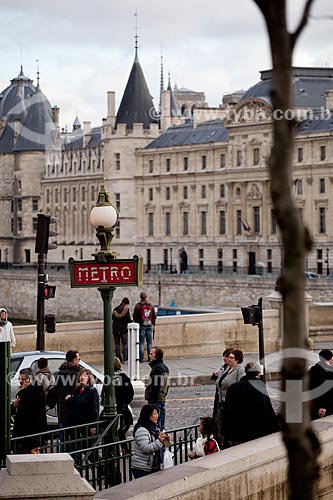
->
xmin=309 ymin=349 xmax=333 ymax=420
xmin=0 ymin=307 xmax=16 ymax=349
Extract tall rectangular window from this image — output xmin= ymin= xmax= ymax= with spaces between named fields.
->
xmin=115 ymin=193 xmax=120 ymax=211
xmin=183 ymin=186 xmax=188 ymax=200
xmin=115 ymin=153 xmax=120 ymax=170
xmin=267 ymin=249 xmax=272 ymax=273
xmin=146 ymin=249 xmax=151 ymax=271
xmin=33 ymin=217 xmax=38 ymax=231
xmin=149 ymin=160 xmax=154 ymax=173
xmin=217 ymin=248 xmax=223 ymax=274
xmin=298 ymin=147 xmax=303 ymax=162
xmin=166 ymin=187 xmax=170 ymax=200
xmin=166 ymin=158 xmax=171 ymax=171
xmin=183 ymin=211 xmax=188 ymax=236
xmin=253 ymin=148 xmax=259 ymax=165
xmin=297 ymin=179 xmax=303 ymax=195
xmin=184 ymin=157 xmax=188 ymax=171
xmin=73 ymin=188 xmax=77 ymax=203
xmin=220 ymin=154 xmax=225 ymax=168
xmin=115 ymin=222 xmax=120 ymax=239
xmin=149 ymin=188 xmax=153 ymax=201
xmin=202 ymin=155 xmax=207 ymax=169
xmin=199 ymin=249 xmax=204 ymax=271
xmin=236 ymin=210 xmax=242 ymax=235
xmin=253 ymin=206 xmax=260 ymax=234
xmin=201 ymin=185 xmax=206 ymax=199
xmin=220 ymin=184 xmax=225 ymax=198
xmin=320 ymin=145 xmax=326 ymax=161
xmin=201 ymin=211 xmax=206 ymax=235
xmin=148 ymin=213 xmax=154 ymax=236
xmin=81 ymin=187 xmax=85 ymax=202
xmin=219 ymin=210 xmax=226 ymax=235
xmin=32 ymin=198 xmax=39 ymax=211
xmin=233 ymin=249 xmax=237 ymax=272
xmin=236 ymin=150 xmax=242 ymax=166
xmin=165 ymin=212 xmax=171 ymax=236
xmin=319 ymin=207 xmax=326 ymax=234
xmin=320 ymin=178 xmax=325 ymax=194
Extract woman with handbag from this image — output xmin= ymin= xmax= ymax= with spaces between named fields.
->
xmin=131 ymin=404 xmax=171 ymax=479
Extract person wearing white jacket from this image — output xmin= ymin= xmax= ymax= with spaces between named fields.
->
xmin=0 ymin=308 xmax=16 ymax=348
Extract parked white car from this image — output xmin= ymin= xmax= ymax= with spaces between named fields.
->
xmin=10 ymin=350 xmax=105 ymax=428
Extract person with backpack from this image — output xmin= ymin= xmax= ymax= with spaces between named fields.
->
xmin=133 ymin=291 xmax=156 ymax=363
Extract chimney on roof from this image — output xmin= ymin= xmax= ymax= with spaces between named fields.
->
xmin=107 ymin=91 xmax=116 ymax=122
xmin=326 ymin=90 xmax=333 ymax=111
xmin=83 ymin=121 xmax=91 ymax=148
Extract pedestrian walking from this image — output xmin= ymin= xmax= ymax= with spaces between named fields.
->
xmin=12 ymin=368 xmax=47 ymax=443
xmin=309 ymin=349 xmax=333 ymax=420
xmin=145 ymin=346 xmax=169 ymax=430
xmin=211 ymin=347 xmax=234 ymax=420
xmin=188 ymin=417 xmax=220 ymax=459
xmin=131 ymin=404 xmax=171 ymax=479
xmin=35 ymin=357 xmax=55 ymax=393
xmin=133 ymin=291 xmax=156 ymax=363
xmin=216 ymin=349 xmax=245 ymax=443
xmin=222 ymin=361 xmax=280 ymax=446
xmin=112 ymin=297 xmax=132 ymax=363
xmin=0 ymin=307 xmax=16 ymax=349
xmin=114 ymin=357 xmax=134 ymax=448
xmin=54 ymin=350 xmax=81 ymax=428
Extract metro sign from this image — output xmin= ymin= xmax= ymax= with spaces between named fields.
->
xmin=68 ymin=256 xmax=143 ymax=288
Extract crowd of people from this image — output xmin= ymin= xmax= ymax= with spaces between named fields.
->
xmin=8 ymin=293 xmax=333 ymax=481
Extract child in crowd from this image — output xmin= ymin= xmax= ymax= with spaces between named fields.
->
xmin=188 ymin=417 xmax=220 ymax=459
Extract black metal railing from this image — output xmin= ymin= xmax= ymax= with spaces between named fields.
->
xmin=6 ymin=420 xmax=200 ymax=491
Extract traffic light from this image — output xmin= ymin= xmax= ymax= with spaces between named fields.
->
xmin=45 ymin=314 xmax=56 ymax=333
xmin=35 ymin=214 xmax=58 ymax=254
xmin=43 ymin=285 xmax=56 ymax=300
xmin=241 ymin=305 xmax=259 ymax=326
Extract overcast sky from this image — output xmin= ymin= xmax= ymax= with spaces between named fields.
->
xmin=1 ymin=0 xmax=333 ymax=128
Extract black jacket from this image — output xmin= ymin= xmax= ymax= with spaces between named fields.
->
xmin=112 ymin=303 xmax=132 ymax=335
xmin=223 ymin=376 xmax=280 ymax=445
xmin=54 ymin=362 xmax=81 ymax=426
xmin=309 ymin=361 xmax=333 ymax=419
xmin=70 ymin=385 xmax=99 ymax=426
xmin=146 ymin=358 xmax=169 ymax=403
xmin=12 ymin=384 xmax=47 ymax=438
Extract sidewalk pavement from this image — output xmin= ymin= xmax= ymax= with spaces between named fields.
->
xmin=94 ymin=341 xmax=328 ymax=386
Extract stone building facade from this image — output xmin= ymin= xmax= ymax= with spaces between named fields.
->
xmin=0 ymin=56 xmax=333 ymax=277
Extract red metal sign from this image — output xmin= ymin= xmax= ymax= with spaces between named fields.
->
xmin=69 ymin=257 xmax=143 ymax=288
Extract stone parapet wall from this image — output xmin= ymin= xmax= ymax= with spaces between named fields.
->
xmin=95 ymin=417 xmax=333 ymax=500
xmin=12 ymin=310 xmax=280 ymax=363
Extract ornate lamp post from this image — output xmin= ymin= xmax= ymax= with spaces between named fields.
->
xmin=89 ymin=188 xmax=119 ymax=422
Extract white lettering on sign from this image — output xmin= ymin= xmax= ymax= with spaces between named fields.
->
xmin=73 ymin=261 xmax=136 ymax=286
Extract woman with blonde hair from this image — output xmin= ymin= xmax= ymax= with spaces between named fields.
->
xmin=66 ymin=368 xmax=99 ymax=436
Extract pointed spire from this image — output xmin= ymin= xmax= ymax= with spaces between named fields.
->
xmin=167 ymin=73 xmax=179 ymax=117
xmin=134 ymin=10 xmax=139 ymax=62
xmin=159 ymin=43 xmax=164 ymax=113
xmin=36 ymin=59 xmax=40 ymax=88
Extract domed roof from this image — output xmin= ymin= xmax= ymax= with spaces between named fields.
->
xmin=243 ymin=67 xmax=333 ymax=109
xmin=0 ymin=66 xmax=35 ymax=120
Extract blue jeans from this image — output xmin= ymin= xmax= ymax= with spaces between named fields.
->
xmin=154 ymin=401 xmax=166 ymax=430
xmin=139 ymin=325 xmax=153 ymax=362
xmin=132 ymin=468 xmax=153 ymax=479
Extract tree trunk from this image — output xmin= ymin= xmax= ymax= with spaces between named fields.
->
xmin=252 ymin=1 xmax=320 ymax=499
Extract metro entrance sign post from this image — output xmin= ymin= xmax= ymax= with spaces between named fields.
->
xmin=68 ymin=187 xmax=143 ymax=486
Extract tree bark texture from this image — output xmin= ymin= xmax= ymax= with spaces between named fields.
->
xmin=252 ymin=1 xmax=320 ymax=499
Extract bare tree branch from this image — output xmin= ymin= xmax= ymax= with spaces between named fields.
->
xmin=291 ymin=0 xmax=316 ymax=49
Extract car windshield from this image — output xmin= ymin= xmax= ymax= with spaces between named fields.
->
xmin=10 ymin=357 xmax=23 ymax=379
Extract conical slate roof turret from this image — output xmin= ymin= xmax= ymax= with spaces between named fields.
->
xmin=115 ymin=47 xmax=158 ymax=130
xmin=167 ymin=74 xmax=179 ymax=117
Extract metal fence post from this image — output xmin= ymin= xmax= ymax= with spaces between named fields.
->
xmin=0 ymin=341 xmax=11 ymax=464
xmin=128 ymin=322 xmax=140 ymax=381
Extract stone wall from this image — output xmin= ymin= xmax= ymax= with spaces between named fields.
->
xmin=95 ymin=417 xmax=333 ymax=500
xmin=1 ymin=268 xmax=331 ymax=323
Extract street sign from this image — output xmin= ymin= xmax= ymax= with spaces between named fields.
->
xmin=68 ymin=256 xmax=143 ymax=288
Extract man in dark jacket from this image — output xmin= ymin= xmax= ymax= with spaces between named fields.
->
xmin=145 ymin=346 xmax=169 ymax=430
xmin=222 ymin=361 xmax=279 ymax=446
xmin=54 ymin=350 xmax=81 ymax=428
xmin=12 ymin=368 xmax=47 ymax=443
xmin=309 ymin=349 xmax=333 ymax=420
